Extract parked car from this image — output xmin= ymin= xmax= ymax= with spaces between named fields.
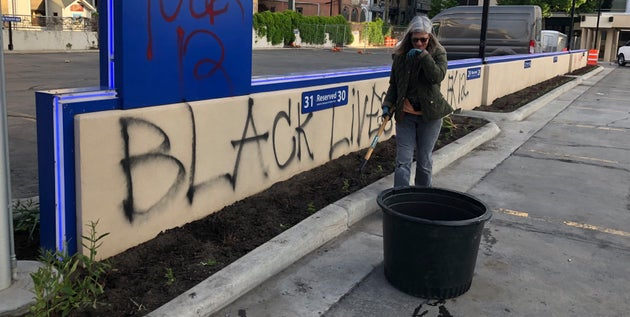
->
xmin=541 ymin=30 xmax=567 ymax=52
xmin=431 ymin=5 xmax=543 ymax=60
xmin=617 ymin=40 xmax=630 ymax=66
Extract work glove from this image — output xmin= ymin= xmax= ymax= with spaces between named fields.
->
xmin=381 ymin=105 xmax=391 ymax=118
xmin=406 ymin=48 xmax=423 ymax=58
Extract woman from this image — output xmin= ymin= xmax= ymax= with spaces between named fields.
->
xmin=381 ymin=15 xmax=453 ymax=188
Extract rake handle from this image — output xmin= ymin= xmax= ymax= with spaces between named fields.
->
xmin=363 ymin=115 xmax=390 ymax=162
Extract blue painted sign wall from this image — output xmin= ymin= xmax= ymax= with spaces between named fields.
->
xmin=301 ymin=86 xmax=349 ymax=113
xmin=467 ymin=67 xmax=481 ymax=80
xmin=106 ymin=0 xmax=253 ymax=109
xmin=2 ymin=15 xmax=22 ymax=22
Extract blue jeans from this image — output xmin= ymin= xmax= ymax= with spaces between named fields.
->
xmin=394 ymin=114 xmax=442 ymax=188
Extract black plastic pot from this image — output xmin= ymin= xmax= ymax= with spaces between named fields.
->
xmin=377 ymin=186 xmax=492 ymax=299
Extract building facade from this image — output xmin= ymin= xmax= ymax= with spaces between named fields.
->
xmin=256 ymin=0 xmax=432 ymax=24
xmin=1 ymin=0 xmax=97 ymax=30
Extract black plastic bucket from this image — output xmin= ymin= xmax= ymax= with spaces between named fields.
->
xmin=377 ymin=186 xmax=491 ymax=299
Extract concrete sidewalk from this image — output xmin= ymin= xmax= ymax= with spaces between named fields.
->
xmin=149 ymin=65 xmax=630 ymax=317
xmin=2 ymin=64 xmax=626 ymax=317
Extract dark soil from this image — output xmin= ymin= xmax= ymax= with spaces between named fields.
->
xmin=13 ymin=64 xmax=599 ymax=317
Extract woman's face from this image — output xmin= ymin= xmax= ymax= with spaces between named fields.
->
xmin=410 ymin=32 xmax=430 ymax=50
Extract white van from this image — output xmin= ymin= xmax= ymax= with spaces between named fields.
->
xmin=431 ymin=5 xmax=543 ymax=60
xmin=541 ymin=30 xmax=568 ymax=52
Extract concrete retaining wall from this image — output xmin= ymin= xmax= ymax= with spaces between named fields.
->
xmin=1 ymin=29 xmax=99 ymax=51
xmin=55 ymin=43 xmax=585 ymax=259
xmin=75 ymin=78 xmax=391 ymax=258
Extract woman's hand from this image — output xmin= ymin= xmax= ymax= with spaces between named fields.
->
xmin=406 ymin=48 xmax=423 ymax=58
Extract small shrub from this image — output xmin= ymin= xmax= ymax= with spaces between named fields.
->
xmin=200 ymin=259 xmax=219 ymax=267
xmin=253 ymin=10 xmax=353 ymax=46
xmin=164 ymin=268 xmax=175 ymax=286
xmin=13 ymin=199 xmax=40 ymax=241
xmin=28 ymin=220 xmax=110 ymax=316
xmin=307 ymin=202 xmax=317 ymax=213
xmin=342 ymin=179 xmax=351 ymax=192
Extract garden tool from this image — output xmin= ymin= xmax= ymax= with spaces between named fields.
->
xmin=360 ymin=114 xmax=390 ymax=175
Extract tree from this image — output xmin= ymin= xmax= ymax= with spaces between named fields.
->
xmin=496 ymin=0 xmax=609 ymax=16
xmin=429 ymin=0 xmax=459 ymax=18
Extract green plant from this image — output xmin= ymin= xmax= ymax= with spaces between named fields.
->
xmin=429 ymin=0 xmax=459 ymax=18
xmin=363 ymin=18 xmax=386 ymax=46
xmin=307 ymin=202 xmax=317 ymax=214
xmin=164 ymin=268 xmax=175 ymax=286
xmin=29 ymin=248 xmax=76 ymax=316
xmin=342 ymin=179 xmax=351 ymax=192
xmin=13 ymin=199 xmax=40 ymax=241
xmin=253 ymin=10 xmax=296 ymax=45
xmin=76 ymin=220 xmax=111 ymax=308
xmin=200 ymin=259 xmax=219 ymax=267
xmin=28 ymin=220 xmax=110 ymax=317
xmin=253 ymin=11 xmax=353 ymax=46
xmin=65 ymin=42 xmax=72 ymax=50
xmin=442 ymin=115 xmax=457 ymax=138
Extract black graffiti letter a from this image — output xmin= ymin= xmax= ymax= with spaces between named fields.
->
xmin=225 ymin=98 xmax=269 ymax=189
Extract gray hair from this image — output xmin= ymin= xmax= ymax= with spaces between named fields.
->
xmin=394 ymin=15 xmax=441 ymax=55
xmin=407 ymin=15 xmax=432 ymax=34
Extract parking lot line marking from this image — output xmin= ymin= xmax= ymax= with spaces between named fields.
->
xmin=497 ymin=208 xmax=630 ymax=238
xmin=563 ymin=221 xmax=630 ymax=237
xmin=498 ymin=208 xmax=529 ymax=218
xmin=572 ymin=106 xmax=628 ymax=113
xmin=573 ymin=124 xmax=625 ymax=132
xmin=527 ymin=149 xmax=618 ymax=164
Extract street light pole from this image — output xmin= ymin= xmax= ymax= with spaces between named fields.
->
xmin=594 ymin=0 xmax=602 ymax=50
xmin=0 ymin=13 xmax=16 ymax=291
xmin=567 ymin=0 xmax=576 ymax=50
xmin=478 ymin=0 xmax=490 ymax=62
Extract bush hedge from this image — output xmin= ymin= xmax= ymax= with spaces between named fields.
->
xmin=253 ymin=11 xmax=354 ymax=46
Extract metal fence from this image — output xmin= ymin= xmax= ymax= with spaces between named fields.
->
xmin=2 ymin=14 xmax=97 ymax=32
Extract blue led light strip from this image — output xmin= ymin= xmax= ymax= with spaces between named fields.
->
xmin=252 ymin=66 xmax=391 ymax=86
xmin=53 ymin=96 xmax=66 ymax=252
xmin=52 ymin=90 xmax=117 ymax=252
xmin=107 ymin=0 xmax=115 ymax=89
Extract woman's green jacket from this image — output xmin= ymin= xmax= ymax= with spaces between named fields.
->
xmin=383 ymin=45 xmax=454 ymax=122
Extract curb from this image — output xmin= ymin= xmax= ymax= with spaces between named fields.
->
xmin=0 ymin=261 xmax=43 ymax=317
xmin=460 ymin=66 xmax=605 ymax=122
xmin=148 ymin=120 xmax=501 ymax=317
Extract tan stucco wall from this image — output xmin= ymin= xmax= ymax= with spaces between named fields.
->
xmin=570 ymin=51 xmax=588 ymax=72
xmin=439 ymin=66 xmax=484 ymax=111
xmin=74 ymin=52 xmax=579 ymax=259
xmin=612 ymin=15 xmax=630 ymax=26
xmin=482 ymin=53 xmax=578 ymax=105
xmin=75 ymin=79 xmax=394 ymax=259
